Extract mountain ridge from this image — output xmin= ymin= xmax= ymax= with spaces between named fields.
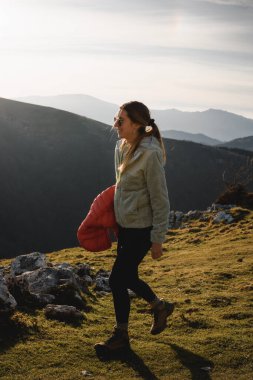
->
xmin=14 ymin=94 xmax=253 ymax=141
xmin=216 ymin=135 xmax=253 ymax=152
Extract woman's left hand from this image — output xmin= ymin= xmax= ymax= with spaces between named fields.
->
xmin=151 ymin=242 xmax=163 ymax=260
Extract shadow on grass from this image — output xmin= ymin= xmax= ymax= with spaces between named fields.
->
xmin=95 ymin=347 xmax=159 ymax=380
xmin=169 ymin=343 xmax=213 ymax=380
xmin=0 ymin=314 xmax=40 ymax=354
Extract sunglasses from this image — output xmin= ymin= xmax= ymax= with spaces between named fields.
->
xmin=114 ymin=117 xmax=124 ymax=126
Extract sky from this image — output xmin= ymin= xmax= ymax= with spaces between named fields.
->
xmin=0 ymin=0 xmax=253 ymax=118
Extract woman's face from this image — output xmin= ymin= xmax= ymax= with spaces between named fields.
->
xmin=113 ymin=109 xmax=139 ymax=143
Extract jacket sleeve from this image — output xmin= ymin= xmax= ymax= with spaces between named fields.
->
xmin=144 ymin=150 xmax=170 ymax=244
xmin=114 ymin=142 xmax=120 ymax=183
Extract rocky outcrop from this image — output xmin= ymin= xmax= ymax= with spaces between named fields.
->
xmin=168 ymin=203 xmax=236 ymax=229
xmin=0 ymin=252 xmax=115 ymax=320
xmin=10 ymin=251 xmax=48 ymax=276
xmin=9 ymin=266 xmax=86 ymax=309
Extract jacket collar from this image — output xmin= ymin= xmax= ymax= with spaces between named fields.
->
xmin=121 ymin=136 xmax=161 ymax=166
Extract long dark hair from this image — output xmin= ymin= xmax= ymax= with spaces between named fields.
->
xmin=119 ymin=101 xmax=166 ymax=173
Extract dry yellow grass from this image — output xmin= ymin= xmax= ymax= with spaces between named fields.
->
xmin=0 ymin=207 xmax=252 ymax=379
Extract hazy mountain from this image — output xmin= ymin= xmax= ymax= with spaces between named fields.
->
xmin=161 ymin=130 xmax=221 ymax=146
xmin=216 ymin=135 xmax=253 ymax=152
xmin=152 ymin=108 xmax=253 ymax=142
xmin=14 ymin=94 xmax=119 ymax=126
xmin=0 ymin=97 xmax=116 ymax=258
xmin=14 ymin=94 xmax=253 ymax=141
xmin=1 ymin=97 xmax=253 ymax=258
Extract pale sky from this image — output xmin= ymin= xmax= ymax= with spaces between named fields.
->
xmin=0 ymin=0 xmax=253 ymax=117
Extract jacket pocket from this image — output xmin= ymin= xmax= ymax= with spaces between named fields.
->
xmin=119 ymin=190 xmax=138 ymax=224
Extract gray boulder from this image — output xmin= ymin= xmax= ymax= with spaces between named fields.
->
xmin=185 ymin=210 xmax=203 ymax=220
xmin=94 ymin=270 xmax=111 ymax=292
xmin=10 ymin=266 xmax=86 ymax=308
xmin=10 ymin=252 xmax=47 ymax=276
xmin=0 ymin=273 xmax=17 ymax=316
xmin=44 ymin=304 xmax=84 ymax=323
xmin=213 ymin=211 xmax=234 ymax=224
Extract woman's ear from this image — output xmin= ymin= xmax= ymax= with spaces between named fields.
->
xmin=132 ymin=122 xmax=142 ymax=132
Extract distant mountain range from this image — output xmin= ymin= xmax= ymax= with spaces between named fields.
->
xmin=161 ymin=130 xmax=221 ymax=146
xmin=1 ymin=97 xmax=253 ymax=258
xmin=14 ymin=94 xmax=118 ymax=127
xmin=216 ymin=136 xmax=253 ymax=152
xmin=14 ymin=94 xmax=253 ymax=142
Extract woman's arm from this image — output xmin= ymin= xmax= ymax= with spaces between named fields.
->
xmin=144 ymin=150 xmax=170 ymax=258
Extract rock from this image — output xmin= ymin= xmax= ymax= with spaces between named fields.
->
xmin=73 ymin=263 xmax=94 ymax=293
xmin=94 ymin=270 xmax=111 ymax=292
xmin=175 ymin=211 xmax=184 ymax=220
xmin=83 ymin=275 xmax=93 ymax=286
xmin=199 ymin=214 xmax=210 ymax=222
xmin=213 ymin=211 xmax=234 ymax=224
xmin=0 ymin=273 xmax=17 ymax=316
xmin=210 ymin=203 xmax=236 ymax=211
xmin=74 ymin=263 xmax=92 ymax=277
xmin=10 ymin=266 xmax=86 ymax=308
xmin=81 ymin=370 xmax=94 ymax=377
xmin=185 ymin=210 xmax=203 ymax=220
xmin=201 ymin=366 xmax=212 ymax=372
xmin=54 ymin=262 xmax=73 ymax=271
xmin=54 ymin=262 xmax=94 ymax=293
xmin=10 ymin=252 xmax=47 ymax=276
xmin=44 ymin=304 xmax=84 ymax=323
xmin=95 ymin=277 xmax=111 ymax=293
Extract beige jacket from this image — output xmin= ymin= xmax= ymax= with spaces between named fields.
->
xmin=114 ymin=136 xmax=170 ymax=243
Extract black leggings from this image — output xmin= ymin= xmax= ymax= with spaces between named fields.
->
xmin=109 ymin=225 xmax=157 ymax=323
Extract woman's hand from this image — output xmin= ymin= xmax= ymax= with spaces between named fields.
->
xmin=151 ymin=242 xmax=163 ymax=260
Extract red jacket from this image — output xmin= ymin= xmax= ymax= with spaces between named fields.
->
xmin=77 ymin=185 xmax=118 ymax=252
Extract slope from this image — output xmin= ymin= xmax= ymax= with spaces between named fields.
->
xmin=0 ymin=207 xmax=252 ymax=379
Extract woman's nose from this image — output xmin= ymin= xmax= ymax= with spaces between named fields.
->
xmin=114 ymin=120 xmax=119 ymax=128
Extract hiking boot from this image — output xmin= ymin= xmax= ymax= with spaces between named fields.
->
xmin=150 ymin=299 xmax=175 ymax=335
xmin=94 ymin=327 xmax=130 ymax=353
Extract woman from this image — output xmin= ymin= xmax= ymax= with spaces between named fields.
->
xmin=94 ymin=101 xmax=174 ymax=353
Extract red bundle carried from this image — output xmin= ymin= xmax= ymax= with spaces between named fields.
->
xmin=77 ymin=185 xmax=118 ymax=252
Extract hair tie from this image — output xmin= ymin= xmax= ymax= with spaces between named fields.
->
xmin=144 ymin=118 xmax=155 ymax=133
xmin=145 ymin=125 xmax=153 ymax=133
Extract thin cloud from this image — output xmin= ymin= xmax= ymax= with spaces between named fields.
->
xmin=196 ymin=0 xmax=253 ymax=6
xmin=0 ymin=0 xmax=252 ymax=118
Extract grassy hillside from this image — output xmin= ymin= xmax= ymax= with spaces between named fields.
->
xmin=0 ymin=207 xmax=252 ymax=379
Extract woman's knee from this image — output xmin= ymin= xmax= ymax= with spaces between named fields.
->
xmin=109 ymin=271 xmax=126 ymax=290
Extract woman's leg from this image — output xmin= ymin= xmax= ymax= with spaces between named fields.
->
xmin=109 ymin=226 xmax=158 ymax=326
